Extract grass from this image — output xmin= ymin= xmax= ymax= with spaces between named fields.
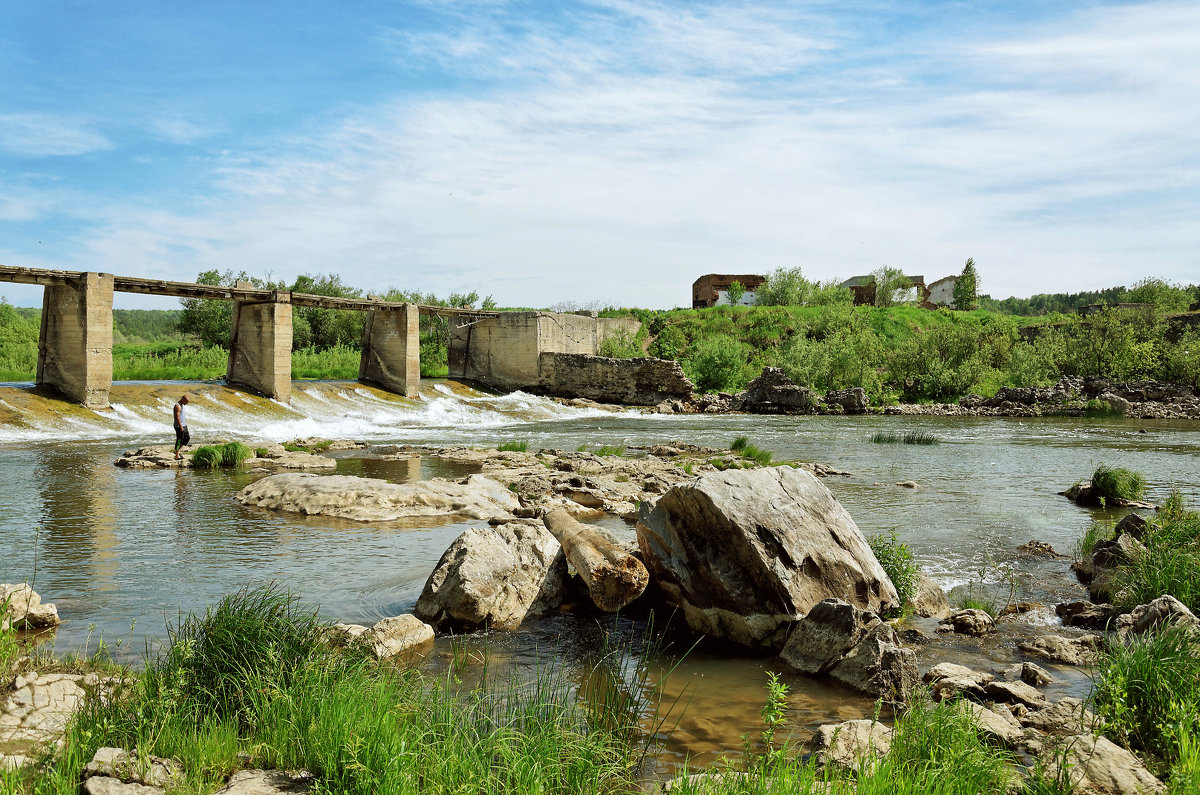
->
xmin=870 ymin=431 xmax=939 ymax=445
xmin=957 ymin=597 xmax=999 ymax=617
xmin=1085 ymin=397 xmax=1128 ymax=418
xmin=497 ymin=441 xmax=529 ymax=453
xmin=1074 ymin=520 xmax=1117 ymax=559
xmin=869 ymin=532 xmax=920 ymax=613
xmin=13 ymin=585 xmax=656 ymax=795
xmin=729 ymin=437 xmax=773 ymax=466
xmin=219 ymin=441 xmax=251 ymax=467
xmin=1090 ymin=464 xmax=1147 ymax=503
xmin=1112 ymin=492 xmax=1200 ymax=614
xmin=254 ymin=447 xmax=269 ymax=458
xmin=577 ymin=444 xmax=626 ymax=457
xmin=190 ymin=445 xmax=221 ymax=469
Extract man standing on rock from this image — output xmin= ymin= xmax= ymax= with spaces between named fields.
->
xmin=173 ymin=395 xmax=190 ymax=460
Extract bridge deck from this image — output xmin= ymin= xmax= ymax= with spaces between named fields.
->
xmin=0 ymin=264 xmax=498 ymax=318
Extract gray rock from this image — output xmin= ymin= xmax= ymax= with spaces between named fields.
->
xmin=235 ymin=473 xmax=520 ymax=523
xmin=1039 ymin=734 xmax=1164 ymax=794
xmin=83 ymin=778 xmax=164 ymax=795
xmin=1012 ymin=662 xmax=1053 ymax=687
xmin=984 ymin=680 xmax=1049 ymax=709
xmin=0 ymin=584 xmax=60 ymax=630
xmin=214 ymin=770 xmax=314 ymax=794
xmin=536 ymin=353 xmax=695 ymax=406
xmin=1022 ymin=698 xmax=1096 ymax=736
xmin=636 ymin=467 xmax=899 ymax=649
xmin=336 ymin=615 xmax=435 ymax=660
xmin=823 ymin=388 xmax=868 ymax=415
xmin=922 ymin=662 xmax=993 ymax=701
xmin=809 ymin=719 xmax=893 ymax=773
xmin=937 ymin=609 xmax=996 ymax=637
xmin=414 ymin=522 xmax=566 ymax=631
xmin=1113 ymin=512 xmax=1149 ymax=540
xmin=1056 ymin=601 xmax=1113 ymax=631
xmin=961 ymin=701 xmax=1023 ymax=747
xmin=1019 ymin=635 xmax=1102 ymax=666
xmin=780 ymin=599 xmax=917 ymax=702
xmin=1114 ymin=595 xmax=1200 ymax=638
xmin=84 ymin=747 xmax=182 ymax=788
xmin=735 ymin=368 xmax=817 ymax=414
xmin=911 ymin=574 xmax=952 ymax=619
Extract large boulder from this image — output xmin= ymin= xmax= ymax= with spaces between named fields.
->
xmin=809 ymin=719 xmax=893 ymax=773
xmin=235 ymin=473 xmax=519 ymax=522
xmin=1018 ymin=634 xmax=1102 ymax=666
xmin=1038 ymin=735 xmax=1164 ymax=794
xmin=779 ymin=599 xmax=918 ymax=702
xmin=0 ymin=584 xmax=60 ymax=630
xmin=734 ymin=368 xmax=817 ymax=414
xmin=636 ymin=467 xmax=899 ymax=648
xmin=329 ymin=615 xmax=434 ymax=660
xmin=911 ymin=574 xmax=952 ymax=619
xmin=822 ymin=388 xmax=868 ymax=415
xmin=414 ymin=522 xmax=566 ymax=631
xmin=1114 ymin=594 xmax=1200 ymax=638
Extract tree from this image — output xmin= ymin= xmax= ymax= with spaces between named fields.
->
xmin=953 ymin=258 xmax=979 ymax=311
xmin=726 ymin=281 xmax=746 ymax=306
xmin=756 ymin=267 xmax=811 ymax=306
xmin=871 ymin=267 xmax=912 ymax=307
xmin=177 ymin=269 xmax=253 ymax=347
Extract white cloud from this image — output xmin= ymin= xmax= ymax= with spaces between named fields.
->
xmin=0 ymin=113 xmax=112 ymax=157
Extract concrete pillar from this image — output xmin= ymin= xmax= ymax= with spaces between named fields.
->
xmin=227 ymin=284 xmax=293 ymax=401
xmin=359 ymin=303 xmax=420 ymax=398
xmin=36 ymin=272 xmax=113 ymax=408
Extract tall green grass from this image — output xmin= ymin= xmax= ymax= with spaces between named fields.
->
xmin=869 ymin=532 xmax=920 ymax=613
xmin=497 ymin=441 xmax=528 ymax=453
xmin=1112 ymin=492 xmax=1200 ymax=614
xmin=190 ymin=445 xmax=221 ymax=469
xmin=729 ymin=437 xmax=773 ymax=465
xmin=1090 ymin=464 xmax=1147 ymax=503
xmin=870 ymin=431 xmax=939 ymax=445
xmin=219 ymin=441 xmax=251 ymax=467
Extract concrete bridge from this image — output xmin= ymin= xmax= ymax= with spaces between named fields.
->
xmin=0 ymin=264 xmax=500 ymax=408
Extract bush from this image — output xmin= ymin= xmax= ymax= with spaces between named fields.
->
xmin=729 ymin=437 xmax=773 ymax=465
xmin=598 ymin=328 xmax=643 ymax=358
xmin=1113 ymin=492 xmax=1200 ymax=614
xmin=497 ymin=441 xmax=528 ymax=453
xmin=190 ymin=446 xmax=221 ymax=469
xmin=869 ymin=532 xmax=920 ymax=611
xmin=683 ymin=335 xmax=752 ymax=393
xmin=220 ymin=441 xmax=251 ymax=467
xmin=254 ymin=447 xmax=269 ymax=458
xmin=1091 ymin=465 xmax=1147 ymax=503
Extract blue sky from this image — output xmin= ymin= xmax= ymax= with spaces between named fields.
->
xmin=1 ymin=0 xmax=1197 ymax=309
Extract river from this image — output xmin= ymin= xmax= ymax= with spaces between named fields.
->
xmin=2 ymin=379 xmax=1198 ymax=773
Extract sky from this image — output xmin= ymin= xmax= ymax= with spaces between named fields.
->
xmin=1 ymin=0 xmax=1198 ymax=310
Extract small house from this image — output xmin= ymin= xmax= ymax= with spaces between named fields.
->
xmin=692 ymin=274 xmax=767 ymax=308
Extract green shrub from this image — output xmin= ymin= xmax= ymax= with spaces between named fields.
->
xmin=254 ymin=447 xmax=269 ymax=458
xmin=871 ymin=432 xmax=900 ymax=444
xmin=190 ymin=446 xmax=221 ymax=469
xmin=731 ymin=436 xmax=750 ymax=452
xmin=1086 ymin=397 xmax=1127 ymax=418
xmin=593 ymin=445 xmax=626 ymax=457
xmin=598 ymin=328 xmax=643 ymax=358
xmin=497 ymin=441 xmax=528 ymax=453
xmin=683 ymin=334 xmax=752 ymax=393
xmin=869 ymin=532 xmax=920 ymax=611
xmin=1075 ymin=520 xmax=1116 ymax=559
xmin=903 ymin=431 xmax=938 ymax=445
xmin=219 ymin=441 xmax=251 ymax=467
xmin=1113 ymin=492 xmax=1200 ymax=614
xmin=1091 ymin=464 xmax=1147 ymax=503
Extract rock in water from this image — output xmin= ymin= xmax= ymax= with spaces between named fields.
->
xmin=636 ymin=467 xmax=899 ymax=649
xmin=779 ymin=599 xmax=918 ymax=702
xmin=234 ymin=473 xmax=519 ymax=522
xmin=414 ymin=522 xmax=566 ymax=631
xmin=0 ymin=583 xmax=60 ymax=630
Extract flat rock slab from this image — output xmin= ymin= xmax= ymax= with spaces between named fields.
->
xmin=83 ymin=778 xmax=164 ymax=795
xmin=1041 ymin=735 xmax=1164 ymax=794
xmin=329 ymin=615 xmax=434 ymax=659
xmin=235 ymin=473 xmax=519 ymax=522
xmin=0 ymin=672 xmax=91 ymax=753
xmin=115 ymin=445 xmax=335 ymax=470
xmin=1018 ymin=634 xmax=1102 ymax=666
xmin=85 ymin=747 xmax=183 ymax=788
xmin=215 ymin=770 xmax=314 ymax=794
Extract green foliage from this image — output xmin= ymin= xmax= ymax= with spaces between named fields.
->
xmin=953 ymin=258 xmax=979 ymax=311
xmin=1090 ymin=464 xmax=1147 ymax=503
xmin=598 ymin=328 xmax=643 ymax=358
xmin=1086 ymin=397 xmax=1128 ymax=418
xmin=1093 ymin=625 xmax=1200 ymax=777
xmin=1126 ymin=277 xmax=1195 ymax=315
xmin=648 ymin=324 xmax=687 ymax=360
xmin=177 ymin=269 xmax=245 ymax=347
xmin=980 ymin=280 xmax=1198 ymax=316
xmin=727 ymin=280 xmax=746 ymax=306
xmin=730 ymin=436 xmax=750 ymax=452
xmin=683 ymin=334 xmax=753 ymax=393
xmin=190 ymin=446 xmax=221 ymax=469
xmin=1075 ymin=520 xmax=1116 ymax=559
xmin=871 ymin=431 xmax=939 ymax=445
xmin=291 ymin=344 xmax=359 ymax=380
xmin=755 ymin=267 xmax=852 ymax=308
xmin=0 ymin=299 xmax=40 ymax=379
xmin=254 ymin=447 xmax=269 ymax=458
xmin=872 ymin=266 xmax=915 ymax=307
xmin=578 ymin=444 xmax=626 ymax=457
xmin=219 ymin=441 xmax=251 ymax=467
xmin=869 ymin=532 xmax=920 ymax=610
xmin=1112 ymin=492 xmax=1200 ymax=614
xmin=497 ymin=441 xmax=528 ymax=452
xmin=729 ymin=437 xmax=773 ymax=465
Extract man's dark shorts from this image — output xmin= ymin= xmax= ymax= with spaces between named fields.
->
xmin=175 ymin=425 xmax=190 ymax=448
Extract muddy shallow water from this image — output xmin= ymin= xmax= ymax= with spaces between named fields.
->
xmin=2 ymin=380 xmax=1198 ymax=775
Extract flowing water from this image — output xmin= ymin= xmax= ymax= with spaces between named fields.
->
xmin=2 ymin=379 xmax=1199 ymax=774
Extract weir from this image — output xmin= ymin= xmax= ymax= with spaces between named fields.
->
xmin=0 ymin=264 xmax=498 ymax=407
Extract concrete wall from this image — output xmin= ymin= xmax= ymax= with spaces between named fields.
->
xmin=227 ymin=292 xmax=293 ymax=400
xmin=928 ymin=277 xmax=956 ymax=307
xmin=537 ymin=353 xmax=694 ymax=405
xmin=359 ymin=304 xmax=420 ymax=398
xmin=449 ymin=311 xmax=643 ymax=391
xmin=36 ymin=272 xmax=114 ymax=408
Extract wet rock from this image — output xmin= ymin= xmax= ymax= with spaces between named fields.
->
xmin=1010 ymin=662 xmax=1053 ymax=687
xmin=780 ymin=599 xmax=917 ymax=702
xmin=1016 ymin=541 xmax=1068 ymax=559
xmin=1038 ymin=734 xmax=1164 ymax=794
xmin=911 ymin=574 xmax=952 ymax=619
xmin=330 ymin=616 xmax=434 ymax=659
xmin=809 ymin=719 xmax=893 ymax=773
xmin=0 ymin=584 xmax=59 ymax=630
xmin=961 ymin=701 xmax=1023 ymax=748
xmin=734 ymin=368 xmax=817 ymax=414
xmin=636 ymin=467 xmax=899 ymax=649
xmin=1091 ymin=534 xmax=1148 ymax=570
xmin=83 ymin=779 xmax=164 ymax=795
xmin=984 ymin=680 xmax=1049 ymax=709
xmin=937 ymin=609 xmax=996 ymax=637
xmin=414 ymin=522 xmax=565 ymax=631
xmin=288 ymin=437 xmax=367 ymax=451
xmin=1061 ymin=483 xmax=1155 ymax=510
xmin=895 ymin=480 xmax=918 ymax=489
xmin=998 ymin=602 xmax=1044 ymax=619
xmin=1022 ymin=698 xmax=1095 ymax=736
xmin=922 ymin=662 xmax=993 ymax=701
xmin=822 ymin=388 xmax=868 ymax=415
xmin=214 ymin=770 xmax=314 ymax=794
xmin=1114 ymin=594 xmax=1200 ymax=638
xmin=1019 ymin=634 xmax=1102 ymax=666
xmin=1056 ymin=601 xmax=1113 ymax=631
xmin=115 ymin=444 xmax=336 ymax=470
xmin=234 ymin=473 xmax=520 ymax=522
xmin=1113 ymin=512 xmax=1149 ymax=540
xmin=84 ymin=748 xmax=183 ymax=788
